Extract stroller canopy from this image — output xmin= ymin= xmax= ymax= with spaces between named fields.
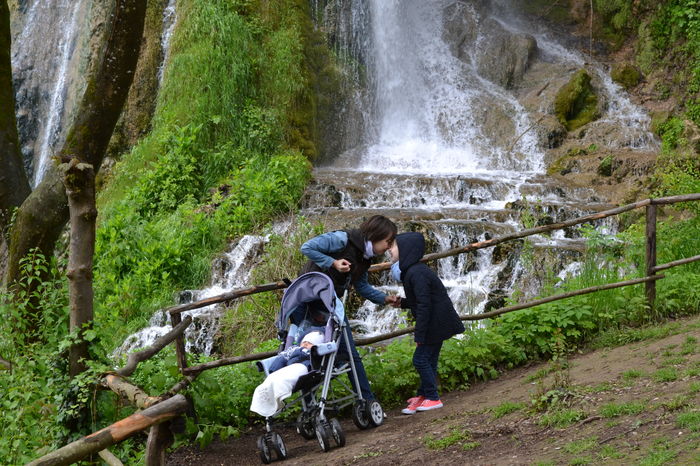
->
xmin=277 ymin=272 xmax=344 ymax=332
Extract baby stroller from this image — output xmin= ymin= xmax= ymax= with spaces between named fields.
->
xmin=254 ymin=272 xmax=384 ymax=463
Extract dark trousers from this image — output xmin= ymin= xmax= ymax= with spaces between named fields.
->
xmin=413 ymin=342 xmax=443 ymax=401
xmin=338 ymin=317 xmax=375 ymax=401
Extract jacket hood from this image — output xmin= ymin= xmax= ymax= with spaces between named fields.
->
xmin=396 ymin=232 xmax=425 ymax=275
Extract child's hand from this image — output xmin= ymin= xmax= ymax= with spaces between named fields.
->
xmin=332 ymin=259 xmax=351 ymax=272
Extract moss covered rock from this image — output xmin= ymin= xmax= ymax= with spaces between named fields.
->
xmin=611 ymin=63 xmax=641 ymax=89
xmin=554 ymin=69 xmax=600 ymax=131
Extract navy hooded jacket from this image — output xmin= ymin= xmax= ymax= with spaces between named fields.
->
xmin=396 ymin=232 xmax=465 ymax=344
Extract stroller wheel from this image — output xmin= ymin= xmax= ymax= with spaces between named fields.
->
xmin=270 ymin=432 xmax=287 ymax=460
xmin=314 ymin=419 xmax=332 ymax=452
xmin=351 ymin=400 xmax=371 ymax=430
xmin=329 ymin=418 xmax=346 ymax=447
xmin=257 ymin=435 xmax=272 ymax=464
xmin=296 ymin=412 xmax=316 ymax=440
xmin=367 ymin=400 xmax=384 ymax=427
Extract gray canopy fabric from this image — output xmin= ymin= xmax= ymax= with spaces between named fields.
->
xmin=277 ymin=272 xmax=338 ymax=331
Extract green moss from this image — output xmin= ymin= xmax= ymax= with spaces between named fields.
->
xmin=611 ymin=63 xmax=641 ymax=89
xmin=650 ymin=111 xmax=672 ymax=136
xmin=597 ymin=155 xmax=615 ymax=176
xmin=554 ymin=69 xmax=600 ymax=131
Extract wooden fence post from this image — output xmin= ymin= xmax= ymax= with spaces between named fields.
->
xmin=170 ymin=313 xmax=188 ymax=371
xmin=646 ymin=203 xmax=657 ymax=312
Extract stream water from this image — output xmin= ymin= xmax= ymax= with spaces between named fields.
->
xmin=115 ymin=0 xmax=656 ymax=356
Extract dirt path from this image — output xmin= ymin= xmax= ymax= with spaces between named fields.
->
xmin=168 ymin=315 xmax=700 ymax=465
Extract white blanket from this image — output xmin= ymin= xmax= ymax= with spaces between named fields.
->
xmin=250 ymin=363 xmax=309 ymax=417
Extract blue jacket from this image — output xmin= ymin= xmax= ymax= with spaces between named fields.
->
xmin=268 ymin=346 xmax=312 ymax=373
xmin=397 ymin=232 xmax=465 ymax=344
xmin=301 ymin=230 xmax=387 ymax=305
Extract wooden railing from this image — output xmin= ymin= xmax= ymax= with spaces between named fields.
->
xmin=31 ymin=193 xmax=700 ymax=465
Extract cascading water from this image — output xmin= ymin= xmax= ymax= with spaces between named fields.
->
xmin=157 ymin=0 xmax=177 ymax=84
xmin=116 ymin=0 xmax=658 ymax=354
xmin=11 ymin=0 xmax=88 ymax=185
xmin=307 ymin=0 xmax=657 ymax=334
xmin=114 ymin=235 xmax=269 ymax=358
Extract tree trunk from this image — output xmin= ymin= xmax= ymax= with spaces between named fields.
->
xmin=5 ymin=0 xmax=146 ymax=330
xmin=62 ymin=159 xmax=97 ymax=376
xmin=0 ymin=0 xmax=30 ymax=283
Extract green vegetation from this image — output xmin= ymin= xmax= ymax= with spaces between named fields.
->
xmin=639 ymin=440 xmax=678 ymax=466
xmin=563 ymin=436 xmax=598 ymax=454
xmin=610 ymin=63 xmax=641 ymax=89
xmin=423 ymin=428 xmax=473 ymax=450
xmin=1 ymin=0 xmax=323 ymax=461
xmin=652 ymin=367 xmax=679 ymax=382
xmin=621 ymin=369 xmax=644 ymax=380
xmin=554 ymin=69 xmax=600 ymax=131
xmin=491 ymin=401 xmax=526 ymax=419
xmin=538 ymin=409 xmax=586 ymax=428
xmin=677 ymin=411 xmax=700 ymax=432
xmin=599 ymin=401 xmax=646 ymax=418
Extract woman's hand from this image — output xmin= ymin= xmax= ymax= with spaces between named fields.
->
xmin=332 ymin=259 xmax=352 ymax=273
xmin=384 ymin=295 xmax=402 ymax=307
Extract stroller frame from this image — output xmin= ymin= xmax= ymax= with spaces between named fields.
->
xmin=254 ymin=272 xmax=384 ymax=463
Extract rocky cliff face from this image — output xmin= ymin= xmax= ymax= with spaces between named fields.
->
xmin=438 ymin=0 xmax=660 ymax=205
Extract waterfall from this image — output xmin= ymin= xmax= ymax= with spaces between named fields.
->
xmin=306 ymin=0 xmax=656 ymax=334
xmin=157 ymin=0 xmax=177 ymax=84
xmin=12 ymin=0 xmax=88 ymax=185
xmin=114 ymin=235 xmax=269 ymax=358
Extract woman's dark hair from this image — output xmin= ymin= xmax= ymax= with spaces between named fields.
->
xmin=360 ymin=215 xmax=397 ymax=242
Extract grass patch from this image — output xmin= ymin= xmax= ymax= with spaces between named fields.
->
xmin=563 ymin=436 xmax=598 ymax=454
xmin=423 ymin=428 xmax=472 ymax=450
xmin=491 ymin=401 xmax=526 ymax=419
xmin=639 ymin=443 xmax=677 ymax=466
xmin=661 ymin=395 xmax=691 ymax=412
xmin=688 ymin=382 xmax=700 ymax=395
xmin=598 ymin=444 xmax=625 ymax=460
xmin=462 ymin=441 xmax=480 ymax=451
xmin=680 ymin=336 xmax=697 ymax=355
xmin=677 ymin=412 xmax=700 ymax=432
xmin=538 ymin=409 xmax=586 ymax=428
xmin=599 ymin=401 xmax=646 ymax=418
xmin=621 ymin=369 xmax=644 ymax=380
xmin=652 ymin=367 xmax=679 ymax=382
xmin=568 ymin=456 xmax=593 ymax=465
xmin=589 ymin=382 xmax=613 ymax=393
xmin=660 ymin=355 xmax=686 ymax=367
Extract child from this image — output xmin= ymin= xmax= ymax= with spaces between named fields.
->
xmin=389 ymin=232 xmax=465 ymax=414
xmin=250 ymin=330 xmax=325 ymax=418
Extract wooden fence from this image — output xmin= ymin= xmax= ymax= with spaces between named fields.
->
xmin=30 ymin=193 xmax=700 ymax=465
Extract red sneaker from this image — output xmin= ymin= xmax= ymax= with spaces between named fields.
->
xmin=416 ymin=399 xmax=443 ymax=411
xmin=401 ymin=396 xmax=425 ymax=415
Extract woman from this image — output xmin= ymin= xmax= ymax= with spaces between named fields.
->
xmin=299 ymin=214 xmax=400 ymax=403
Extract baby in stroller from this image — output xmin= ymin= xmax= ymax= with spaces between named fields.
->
xmin=250 ymin=272 xmax=384 ymax=464
xmin=250 ymin=330 xmax=325 ymax=417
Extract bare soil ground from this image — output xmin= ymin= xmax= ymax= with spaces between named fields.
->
xmin=168 ymin=315 xmax=700 ymax=465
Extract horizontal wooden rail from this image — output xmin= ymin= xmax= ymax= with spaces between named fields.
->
xmin=653 ymin=254 xmax=700 ymax=273
xmin=183 ymin=350 xmax=277 ymax=375
xmin=355 ymin=275 xmax=665 ymax=345
xmin=166 ymin=280 xmax=289 ymax=316
xmin=370 ymin=198 xmax=653 ymax=272
xmin=155 ymin=194 xmax=700 ymax=316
